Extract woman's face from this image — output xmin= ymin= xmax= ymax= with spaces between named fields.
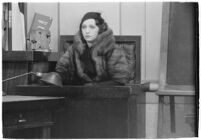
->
xmin=81 ymin=19 xmax=99 ymax=43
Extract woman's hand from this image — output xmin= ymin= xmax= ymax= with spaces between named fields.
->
xmin=93 ymin=76 xmax=102 ymax=82
xmin=84 ymin=82 xmax=95 ymax=86
xmin=81 ymin=73 xmax=93 ymax=82
xmin=93 ymin=71 xmax=107 ymax=82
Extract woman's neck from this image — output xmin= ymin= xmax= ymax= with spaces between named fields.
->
xmin=86 ymin=42 xmax=93 ymax=48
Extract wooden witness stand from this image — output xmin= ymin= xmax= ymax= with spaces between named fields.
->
xmin=2 ymin=36 xmax=148 ymax=138
xmin=15 ymin=85 xmax=146 ymax=138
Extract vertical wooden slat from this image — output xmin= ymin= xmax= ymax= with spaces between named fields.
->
xmin=157 ymin=96 xmax=165 ymax=138
xmin=170 ymin=96 xmax=176 ymax=133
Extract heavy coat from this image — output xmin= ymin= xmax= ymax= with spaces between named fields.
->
xmin=56 ymin=28 xmax=130 ymax=85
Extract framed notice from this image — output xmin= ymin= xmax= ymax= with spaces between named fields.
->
xmin=29 ymin=12 xmax=52 ymax=32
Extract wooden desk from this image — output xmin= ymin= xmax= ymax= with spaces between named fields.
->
xmin=16 ymin=85 xmax=146 ymax=138
xmin=3 ymin=95 xmax=64 ymax=138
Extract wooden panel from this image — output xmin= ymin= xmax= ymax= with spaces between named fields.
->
xmin=3 ymin=95 xmax=64 ymax=138
xmin=52 ymin=98 xmax=130 ymax=138
xmin=166 ymin=3 xmax=197 ymax=85
xmin=16 ymin=85 xmax=137 ymax=98
xmin=158 ymin=2 xmax=198 ymax=95
xmin=3 ymin=51 xmax=61 ymax=62
xmin=50 ymin=87 xmax=145 ymax=138
xmin=3 ymin=62 xmax=29 ymax=94
xmin=3 ymin=51 xmax=34 ymax=61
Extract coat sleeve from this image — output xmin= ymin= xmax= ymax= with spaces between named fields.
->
xmin=55 ymin=46 xmax=75 ymax=82
xmin=107 ymin=46 xmax=130 ymax=84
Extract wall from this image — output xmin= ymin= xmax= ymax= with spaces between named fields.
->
xmin=59 ymin=3 xmax=120 ymax=35
xmin=121 ymin=2 xmax=146 ymax=81
xmin=145 ymin=3 xmax=162 ymax=138
xmin=27 ymin=2 xmax=163 ymax=138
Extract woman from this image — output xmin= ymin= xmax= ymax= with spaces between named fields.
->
xmin=56 ymin=12 xmax=130 ymax=85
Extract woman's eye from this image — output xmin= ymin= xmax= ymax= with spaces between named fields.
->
xmin=89 ymin=25 xmax=95 ymax=29
xmin=82 ymin=25 xmax=86 ymax=29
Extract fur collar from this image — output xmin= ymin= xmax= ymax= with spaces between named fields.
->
xmin=73 ymin=28 xmax=115 ymax=55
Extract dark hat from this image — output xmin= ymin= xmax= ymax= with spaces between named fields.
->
xmin=80 ymin=12 xmax=104 ymax=25
xmin=79 ymin=12 xmax=108 ymax=39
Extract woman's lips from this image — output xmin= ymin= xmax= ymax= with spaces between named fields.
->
xmin=85 ymin=35 xmax=91 ymax=38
